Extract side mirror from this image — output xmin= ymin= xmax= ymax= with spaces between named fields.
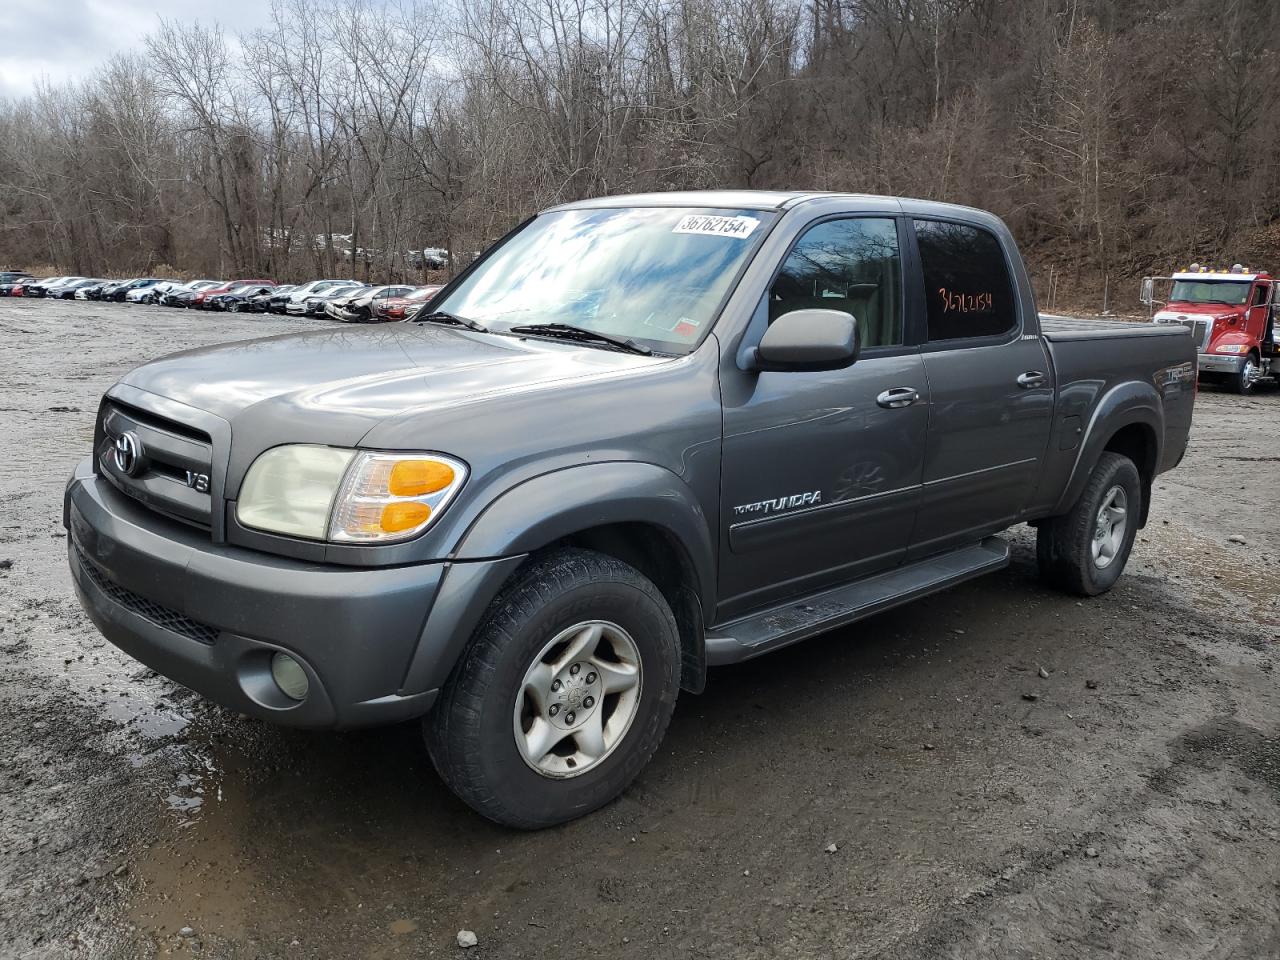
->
xmin=1139 ymin=277 xmax=1155 ymax=306
xmin=746 ymin=309 xmax=860 ymax=372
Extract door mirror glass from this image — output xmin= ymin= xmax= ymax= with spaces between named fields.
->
xmin=1139 ymin=277 xmax=1155 ymax=306
xmin=750 ymin=309 xmax=859 ymax=371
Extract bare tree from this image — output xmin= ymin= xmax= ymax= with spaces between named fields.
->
xmin=0 ymin=0 xmax=1274 ymax=311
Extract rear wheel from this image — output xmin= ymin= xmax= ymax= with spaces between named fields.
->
xmin=1037 ymin=452 xmax=1141 ymax=596
xmin=425 ymin=548 xmax=680 ymax=829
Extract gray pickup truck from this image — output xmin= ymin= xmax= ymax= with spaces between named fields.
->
xmin=66 ymin=192 xmax=1195 ymax=827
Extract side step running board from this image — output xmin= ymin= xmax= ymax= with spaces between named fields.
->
xmin=704 ymin=537 xmax=1010 ymax=666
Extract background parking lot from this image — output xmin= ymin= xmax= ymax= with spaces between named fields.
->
xmin=1 ymin=298 xmax=1278 ymax=959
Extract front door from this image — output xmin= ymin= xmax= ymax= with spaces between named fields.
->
xmin=906 ymin=218 xmax=1054 ymax=558
xmin=1248 ymin=279 xmax=1271 ymax=346
xmin=717 ymin=216 xmax=928 ymax=620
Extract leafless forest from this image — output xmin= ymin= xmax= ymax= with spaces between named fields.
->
xmin=1 ymin=0 xmax=1277 ymax=306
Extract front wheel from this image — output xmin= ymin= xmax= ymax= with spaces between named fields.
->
xmin=425 ymin=548 xmax=680 ymax=829
xmin=1230 ymin=354 xmax=1260 ymax=395
xmin=1037 ymin=451 xmax=1141 ymax=596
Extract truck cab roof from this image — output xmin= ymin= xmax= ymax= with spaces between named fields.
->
xmin=549 ymin=190 xmax=1000 ymax=223
xmin=1171 ymin=271 xmax=1265 ymax=282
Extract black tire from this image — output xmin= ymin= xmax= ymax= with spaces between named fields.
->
xmin=1037 ymin=451 xmax=1142 ymax=596
xmin=1229 ymin=354 xmax=1259 ymax=395
xmin=425 ymin=547 xmax=680 ymax=829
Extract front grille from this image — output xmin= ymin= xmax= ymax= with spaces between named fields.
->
xmin=1186 ymin=319 xmax=1211 ymax=351
xmin=73 ymin=543 xmax=219 ymax=645
xmin=97 ymin=400 xmax=214 ymax=529
xmin=1155 ymin=315 xmax=1212 ymax=351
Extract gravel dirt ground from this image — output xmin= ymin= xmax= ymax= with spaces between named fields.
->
xmin=1 ymin=298 xmax=1278 ymax=960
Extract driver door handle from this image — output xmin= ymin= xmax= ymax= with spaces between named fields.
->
xmin=876 ymin=386 xmax=920 ymax=409
xmin=1016 ymin=371 xmax=1046 ymax=389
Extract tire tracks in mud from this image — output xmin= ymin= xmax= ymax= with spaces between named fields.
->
xmin=875 ymin=586 xmax=1279 ymax=960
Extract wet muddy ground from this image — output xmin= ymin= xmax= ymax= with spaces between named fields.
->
xmin=1 ymin=298 xmax=1277 ymax=959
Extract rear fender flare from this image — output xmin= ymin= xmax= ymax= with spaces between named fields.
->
xmin=1052 ymin=381 xmax=1163 ymax=517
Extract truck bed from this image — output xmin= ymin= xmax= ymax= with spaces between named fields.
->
xmin=1032 ymin=312 xmax=1197 ymax=521
xmin=1039 ymin=314 xmax=1190 ymax=341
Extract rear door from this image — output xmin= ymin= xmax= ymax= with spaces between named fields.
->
xmin=906 ymin=218 xmax=1054 ymax=559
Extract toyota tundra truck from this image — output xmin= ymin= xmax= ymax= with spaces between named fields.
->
xmin=66 ymin=192 xmax=1196 ymax=828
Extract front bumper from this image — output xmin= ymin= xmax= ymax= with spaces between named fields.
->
xmin=65 ymin=463 xmax=452 ymax=729
xmin=1198 ymin=353 xmax=1246 ymax=374
xmin=325 ymin=306 xmax=368 ymax=323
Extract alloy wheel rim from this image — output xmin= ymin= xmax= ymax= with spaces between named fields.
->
xmin=1091 ymin=485 xmax=1128 ymax=570
xmin=512 ymin=620 xmax=642 ymax=779
xmin=1243 ymin=359 xmax=1258 ymax=388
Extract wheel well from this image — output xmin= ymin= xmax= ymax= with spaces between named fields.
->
xmin=1103 ymin=423 xmax=1157 ymax=527
xmin=548 ymin=523 xmax=706 ymax=694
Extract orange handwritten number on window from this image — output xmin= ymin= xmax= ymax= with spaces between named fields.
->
xmin=938 ymin=287 xmax=992 ymax=313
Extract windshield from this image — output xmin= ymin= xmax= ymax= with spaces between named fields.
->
xmin=1170 ymin=279 xmax=1251 ymax=305
xmin=434 ymin=206 xmax=773 ymax=352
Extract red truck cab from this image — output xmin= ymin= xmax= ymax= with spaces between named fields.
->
xmin=1143 ymin=264 xmax=1279 ymax=394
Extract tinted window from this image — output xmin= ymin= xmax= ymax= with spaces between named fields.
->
xmin=769 ymin=218 xmax=902 ymax=348
xmin=915 ymin=220 xmax=1016 ymax=341
xmin=1252 ymin=284 xmax=1268 ymax=305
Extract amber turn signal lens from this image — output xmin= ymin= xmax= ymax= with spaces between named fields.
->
xmin=388 ymin=460 xmax=455 ymax=497
xmin=380 ymin=501 xmax=432 ymax=533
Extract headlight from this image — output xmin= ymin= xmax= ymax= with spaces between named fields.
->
xmin=1215 ymin=344 xmax=1246 ymax=353
xmin=236 ymin=445 xmax=467 ymax=543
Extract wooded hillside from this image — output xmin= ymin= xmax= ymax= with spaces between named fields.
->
xmin=1 ymin=0 xmax=1277 ymax=309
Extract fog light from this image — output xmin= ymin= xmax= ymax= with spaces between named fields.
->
xmin=271 ymin=653 xmax=309 ymax=701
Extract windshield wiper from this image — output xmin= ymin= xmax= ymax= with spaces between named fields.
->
xmin=414 ymin=310 xmax=487 ymax=332
xmin=508 ymin=323 xmax=652 ymax=356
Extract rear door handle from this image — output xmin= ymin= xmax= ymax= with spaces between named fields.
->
xmin=876 ymin=387 xmax=920 ymax=409
xmin=1016 ymin=371 xmax=1046 ymax=389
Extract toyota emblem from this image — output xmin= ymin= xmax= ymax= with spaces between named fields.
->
xmin=113 ymin=432 xmax=143 ymax=476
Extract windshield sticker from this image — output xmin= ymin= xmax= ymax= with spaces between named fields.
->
xmin=644 ymin=314 xmax=702 ymax=337
xmin=643 ymin=313 xmax=680 ymax=332
xmin=673 ymin=214 xmax=760 ymax=239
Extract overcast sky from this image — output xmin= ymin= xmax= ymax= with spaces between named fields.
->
xmin=0 ymin=0 xmax=274 ymax=99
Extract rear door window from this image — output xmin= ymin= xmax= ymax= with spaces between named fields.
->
xmin=914 ymin=220 xmax=1017 ymax=342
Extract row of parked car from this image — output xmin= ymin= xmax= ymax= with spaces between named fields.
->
xmin=0 ymin=272 xmax=443 ymax=323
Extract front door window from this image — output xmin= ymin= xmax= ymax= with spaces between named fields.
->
xmin=769 ymin=218 xmax=903 ymax=349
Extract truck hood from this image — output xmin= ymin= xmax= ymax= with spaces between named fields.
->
xmin=119 ymin=323 xmax=664 ymax=445
xmin=1156 ymin=302 xmax=1241 ymax=322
